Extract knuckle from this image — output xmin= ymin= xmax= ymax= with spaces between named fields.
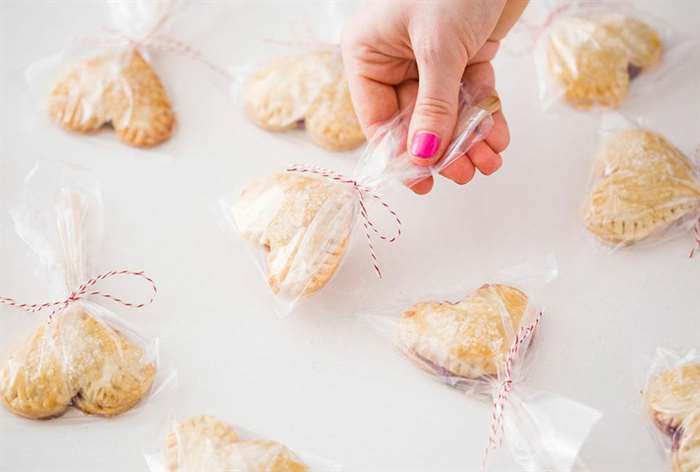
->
xmin=414 ymin=95 xmax=455 ymax=119
xmin=414 ymin=38 xmax=442 ymax=66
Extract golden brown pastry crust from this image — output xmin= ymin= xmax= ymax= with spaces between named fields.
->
xmin=398 ymin=284 xmax=530 ymax=380
xmin=0 ymin=306 xmax=156 ymax=419
xmin=232 ymin=173 xmax=354 ymax=299
xmin=244 ymin=51 xmax=338 ymax=132
xmin=602 ymin=16 xmax=662 ymax=69
xmin=165 ymin=416 xmax=308 ymax=472
xmin=48 ymin=49 xmax=175 ymax=147
xmin=583 ymin=129 xmax=700 ymax=246
xmin=644 ymin=363 xmax=700 ymax=436
xmin=547 ymin=15 xmax=662 ymax=110
xmin=166 ymin=415 xmax=240 ymax=472
xmin=244 ymin=50 xmax=365 ymax=151
xmin=0 ymin=324 xmax=73 ymax=419
xmin=305 ymin=80 xmax=365 ymax=151
xmin=66 ymin=311 xmax=156 ymax=416
xmin=673 ymin=413 xmax=700 ymax=472
xmin=228 ymin=440 xmax=308 ymax=472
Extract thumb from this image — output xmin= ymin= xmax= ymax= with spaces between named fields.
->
xmin=408 ymin=48 xmax=466 ymax=167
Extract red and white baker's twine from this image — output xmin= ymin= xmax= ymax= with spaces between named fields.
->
xmin=691 ymin=147 xmax=700 ymax=259
xmin=0 ymin=270 xmax=157 ymax=320
xmin=519 ymin=0 xmax=614 ymax=44
xmin=482 ymin=311 xmax=544 ymax=470
xmin=690 ymin=219 xmax=700 ymax=258
xmin=74 ymin=31 xmax=233 ymax=80
xmin=286 ymin=165 xmax=402 ymax=279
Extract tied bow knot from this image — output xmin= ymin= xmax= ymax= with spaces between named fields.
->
xmin=74 ymin=30 xmax=232 ymax=80
xmin=482 ymin=311 xmax=543 ymax=471
xmin=0 ymin=270 xmax=157 ymax=320
xmin=286 ymin=164 xmax=402 ymax=279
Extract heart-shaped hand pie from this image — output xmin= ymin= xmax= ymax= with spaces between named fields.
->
xmin=48 ymin=49 xmax=175 ymax=147
xmin=232 ymin=173 xmax=355 ymax=299
xmin=166 ymin=415 xmax=308 ymax=472
xmin=244 ymin=50 xmax=364 ymax=151
xmin=643 ymin=362 xmax=700 ymax=436
xmin=547 ymin=15 xmax=662 ymax=109
xmin=166 ymin=415 xmax=240 ymax=471
xmin=583 ymin=129 xmax=700 ymax=246
xmin=398 ymin=284 xmax=530 ymax=381
xmin=305 ymin=80 xmax=366 ymax=152
xmin=0 ymin=306 xmax=156 ymax=419
xmin=673 ymin=412 xmax=700 ymax=472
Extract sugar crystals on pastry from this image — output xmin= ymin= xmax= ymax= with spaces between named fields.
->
xmin=583 ymin=129 xmax=700 ymax=246
xmin=166 ymin=415 xmax=240 ymax=472
xmin=232 ymin=172 xmax=355 ymax=299
xmin=244 ymin=50 xmax=365 ymax=151
xmin=49 ymin=49 xmax=175 ymax=147
xmin=0 ymin=306 xmax=156 ymax=419
xmin=227 ymin=439 xmax=308 ymax=472
xmin=397 ymin=284 xmax=531 ymax=382
xmin=165 ymin=415 xmax=308 ymax=472
xmin=546 ymin=14 xmax=662 ymax=109
xmin=643 ymin=362 xmax=700 ymax=436
xmin=672 ymin=412 xmax=700 ymax=472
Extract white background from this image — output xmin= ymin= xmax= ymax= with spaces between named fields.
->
xmin=0 ymin=1 xmax=699 ymax=471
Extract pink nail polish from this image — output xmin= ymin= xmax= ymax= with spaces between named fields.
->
xmin=411 ymin=131 xmax=441 ymax=158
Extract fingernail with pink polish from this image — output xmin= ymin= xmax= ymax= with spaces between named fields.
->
xmin=411 ymin=132 xmax=440 ymax=158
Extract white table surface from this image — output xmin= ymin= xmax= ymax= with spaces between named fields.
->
xmin=1 ymin=1 xmax=699 ymax=471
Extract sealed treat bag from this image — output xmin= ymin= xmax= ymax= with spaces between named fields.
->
xmin=363 ymin=259 xmax=601 ymax=471
xmin=222 ymin=89 xmax=499 ymax=316
xmin=0 ymin=163 xmax=164 ymax=420
xmin=641 ymin=348 xmax=700 ymax=471
xmin=581 ymin=114 xmax=700 ymax=253
xmin=144 ymin=413 xmax=343 ymax=472
xmin=26 ymin=0 xmax=228 ymax=148
xmin=530 ymin=0 xmax=695 ymax=111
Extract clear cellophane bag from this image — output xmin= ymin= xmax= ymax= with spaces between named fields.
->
xmin=220 ymin=88 xmax=498 ymax=316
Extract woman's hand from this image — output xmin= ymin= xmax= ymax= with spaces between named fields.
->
xmin=342 ymin=0 xmax=528 ymax=194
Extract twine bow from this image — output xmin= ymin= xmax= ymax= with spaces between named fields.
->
xmin=515 ymin=0 xmax=616 ymax=49
xmin=0 ymin=270 xmax=157 ymax=320
xmin=482 ymin=311 xmax=544 ymax=471
xmin=74 ymin=30 xmax=233 ymax=80
xmin=286 ymin=165 xmax=402 ymax=279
